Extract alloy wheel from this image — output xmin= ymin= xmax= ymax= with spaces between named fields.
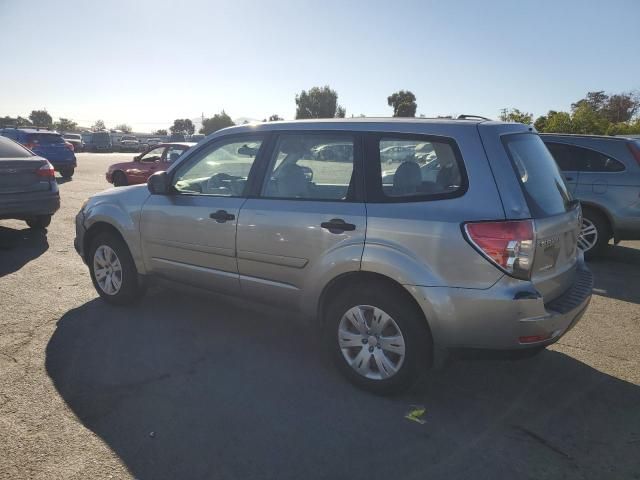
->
xmin=338 ymin=305 xmax=406 ymax=380
xmin=578 ymin=218 xmax=598 ymax=252
xmin=93 ymin=245 xmax=123 ymax=295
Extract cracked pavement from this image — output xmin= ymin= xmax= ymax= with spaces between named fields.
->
xmin=1 ymin=153 xmax=639 ymax=480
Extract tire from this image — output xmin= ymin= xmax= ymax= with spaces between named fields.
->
xmin=89 ymin=231 xmax=145 ymax=305
xmin=112 ymin=171 xmax=128 ymax=187
xmin=61 ymin=167 xmax=74 ymax=179
xmin=579 ymin=208 xmax=610 ymax=260
xmin=324 ymin=281 xmax=432 ymax=395
xmin=26 ymin=215 xmax=52 ymax=230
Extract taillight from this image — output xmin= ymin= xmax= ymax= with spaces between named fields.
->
xmin=628 ymin=142 xmax=640 ymax=166
xmin=65 ymin=142 xmax=74 ymax=151
xmin=464 ymin=220 xmax=535 ymax=280
xmin=36 ymin=162 xmax=55 ymax=179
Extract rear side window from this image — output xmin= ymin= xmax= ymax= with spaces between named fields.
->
xmin=263 ymin=134 xmax=356 ymax=201
xmin=369 ymin=135 xmax=465 ymax=202
xmin=504 ymin=134 xmax=572 ymax=217
xmin=546 ymin=141 xmax=625 ymax=173
xmin=0 ymin=136 xmax=32 ymax=158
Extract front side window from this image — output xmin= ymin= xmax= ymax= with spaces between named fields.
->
xmin=139 ymin=146 xmax=165 ymax=163
xmin=172 ymin=137 xmax=263 ymax=196
xmin=545 ymin=142 xmax=576 ymax=171
xmin=165 ymin=145 xmax=187 ymax=163
xmin=378 ymin=137 xmax=463 ymax=199
xmin=262 ymin=134 xmax=356 ymax=201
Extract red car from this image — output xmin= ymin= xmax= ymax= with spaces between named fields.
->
xmin=106 ymin=142 xmax=195 ymax=186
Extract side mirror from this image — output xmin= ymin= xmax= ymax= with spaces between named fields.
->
xmin=133 ymin=155 xmax=141 ymax=162
xmin=147 ymin=171 xmax=169 ymax=195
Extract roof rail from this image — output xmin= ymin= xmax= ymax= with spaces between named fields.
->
xmin=456 ymin=115 xmax=491 ymax=121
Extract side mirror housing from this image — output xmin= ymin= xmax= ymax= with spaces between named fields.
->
xmin=133 ymin=155 xmax=141 ymax=162
xmin=147 ymin=171 xmax=169 ymax=195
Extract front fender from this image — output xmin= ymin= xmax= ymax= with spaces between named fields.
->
xmin=83 ymin=187 xmax=148 ymax=274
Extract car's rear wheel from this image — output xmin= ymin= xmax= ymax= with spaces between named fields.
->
xmin=61 ymin=167 xmax=74 ymax=179
xmin=89 ymin=231 xmax=145 ymax=305
xmin=324 ymin=282 xmax=432 ymax=395
xmin=113 ymin=171 xmax=128 ymax=187
xmin=26 ymin=215 xmax=52 ymax=230
xmin=578 ymin=209 xmax=610 ymax=260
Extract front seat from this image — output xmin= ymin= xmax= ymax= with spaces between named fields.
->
xmin=277 ymin=163 xmax=310 ymax=198
xmin=393 ymin=161 xmax=421 ymax=195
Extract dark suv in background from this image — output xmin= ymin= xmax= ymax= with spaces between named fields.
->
xmin=542 ymin=134 xmax=640 ymax=258
xmin=0 ymin=127 xmax=77 ymax=179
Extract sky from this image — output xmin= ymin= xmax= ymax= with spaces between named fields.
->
xmin=1 ymin=0 xmax=639 ymax=132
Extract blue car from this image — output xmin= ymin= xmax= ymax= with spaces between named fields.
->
xmin=0 ymin=127 xmax=77 ymax=178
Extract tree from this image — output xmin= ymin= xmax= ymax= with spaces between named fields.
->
xmin=267 ymin=114 xmax=283 ymax=122
xmin=295 ymin=85 xmax=344 ymax=119
xmin=387 ymin=90 xmax=417 ymax=117
xmin=170 ymin=118 xmax=195 ymax=136
xmin=572 ymin=103 xmax=608 ymax=135
xmin=0 ymin=116 xmax=31 ymax=127
xmin=571 ymin=91 xmax=609 ymax=113
xmin=53 ymin=118 xmax=78 ymax=133
xmin=200 ymin=111 xmax=235 ymax=135
xmin=92 ymin=120 xmax=106 ymax=131
xmin=335 ymin=106 xmax=346 ymax=118
xmin=29 ymin=110 xmax=52 ymax=127
xmin=543 ymin=111 xmax=573 ymax=133
xmin=601 ymin=93 xmax=638 ymax=124
xmin=153 ymin=129 xmax=167 ymax=136
xmin=114 ymin=123 xmax=132 ymax=133
xmin=499 ymin=108 xmax=533 ymax=124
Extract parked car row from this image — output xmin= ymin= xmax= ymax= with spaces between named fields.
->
xmin=75 ymin=118 xmax=595 ymax=394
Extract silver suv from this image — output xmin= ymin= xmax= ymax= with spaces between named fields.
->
xmin=74 ymin=119 xmax=592 ymax=394
xmin=541 ymin=134 xmax=640 ymax=258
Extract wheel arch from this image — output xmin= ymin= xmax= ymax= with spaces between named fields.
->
xmin=317 ymin=271 xmax=436 ymax=339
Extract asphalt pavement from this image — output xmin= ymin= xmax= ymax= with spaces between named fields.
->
xmin=1 ymin=153 xmax=639 ymax=480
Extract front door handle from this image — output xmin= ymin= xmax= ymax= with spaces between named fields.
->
xmin=209 ymin=210 xmax=235 ymax=223
xmin=321 ymin=218 xmax=356 ymax=233
xmin=564 ymin=176 xmax=574 ymax=182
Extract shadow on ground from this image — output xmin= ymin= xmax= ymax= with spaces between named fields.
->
xmin=46 ymin=291 xmax=640 ymax=480
xmin=589 ymin=244 xmax=640 ymax=304
xmin=0 ymin=225 xmax=49 ymax=277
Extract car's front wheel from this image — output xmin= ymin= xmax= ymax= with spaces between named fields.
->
xmin=324 ymin=282 xmax=432 ymax=395
xmin=26 ymin=215 xmax=52 ymax=230
xmin=89 ymin=231 xmax=145 ymax=305
xmin=112 ymin=171 xmax=128 ymax=187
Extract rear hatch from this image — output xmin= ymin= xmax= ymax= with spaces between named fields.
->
xmin=26 ymin=133 xmax=74 ymax=162
xmin=480 ymin=124 xmax=581 ymax=301
xmin=0 ymin=139 xmax=54 ymax=195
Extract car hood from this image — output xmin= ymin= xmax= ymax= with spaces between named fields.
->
xmin=84 ymin=183 xmax=150 ymax=213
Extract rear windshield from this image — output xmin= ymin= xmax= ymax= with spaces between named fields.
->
xmin=26 ymin=133 xmax=65 ymax=145
xmin=503 ymin=133 xmax=572 ymax=217
xmin=0 ymin=136 xmax=32 ymax=158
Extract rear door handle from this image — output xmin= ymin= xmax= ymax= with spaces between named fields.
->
xmin=321 ymin=218 xmax=356 ymax=233
xmin=209 ymin=210 xmax=235 ymax=223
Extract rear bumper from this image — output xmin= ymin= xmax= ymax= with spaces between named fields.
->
xmin=408 ymin=258 xmax=593 ymax=350
xmin=0 ymin=191 xmax=60 ymax=219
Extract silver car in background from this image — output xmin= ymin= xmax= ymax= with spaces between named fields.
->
xmin=542 ymin=134 xmax=640 ymax=258
xmin=74 ymin=119 xmax=592 ymax=394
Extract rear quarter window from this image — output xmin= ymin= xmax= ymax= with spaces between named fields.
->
xmin=503 ymin=133 xmax=572 ymax=217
